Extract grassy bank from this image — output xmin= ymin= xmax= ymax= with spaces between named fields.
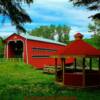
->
xmin=0 ymin=62 xmax=100 ymax=100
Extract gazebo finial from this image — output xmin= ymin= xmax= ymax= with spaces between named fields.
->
xmin=74 ymin=32 xmax=83 ymax=40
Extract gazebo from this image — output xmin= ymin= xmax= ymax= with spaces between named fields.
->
xmin=55 ymin=33 xmax=100 ymax=88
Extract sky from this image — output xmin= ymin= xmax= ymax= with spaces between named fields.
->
xmin=0 ymin=0 xmax=97 ymax=40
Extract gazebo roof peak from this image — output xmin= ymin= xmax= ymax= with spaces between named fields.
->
xmin=57 ymin=32 xmax=100 ymax=57
xmin=74 ymin=32 xmax=83 ymax=40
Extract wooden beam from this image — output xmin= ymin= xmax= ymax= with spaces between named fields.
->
xmin=99 ymin=57 xmax=100 ymax=71
xmin=83 ymin=57 xmax=85 ymax=67
xmin=89 ymin=58 xmax=92 ymax=71
xmin=82 ymin=57 xmax=86 ymax=87
xmin=74 ymin=58 xmax=77 ymax=71
xmin=55 ymin=58 xmax=57 ymax=81
xmin=7 ymin=43 xmax=8 ymax=59
xmin=61 ymin=58 xmax=65 ymax=85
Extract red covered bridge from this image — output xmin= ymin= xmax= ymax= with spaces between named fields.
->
xmin=4 ymin=33 xmax=67 ymax=69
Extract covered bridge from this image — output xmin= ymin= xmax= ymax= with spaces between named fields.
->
xmin=4 ymin=33 xmax=66 ymax=69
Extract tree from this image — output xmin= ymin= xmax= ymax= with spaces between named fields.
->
xmin=88 ymin=23 xmax=96 ymax=34
xmin=0 ymin=37 xmax=4 ymax=58
xmin=88 ymin=19 xmax=100 ymax=33
xmin=70 ymin=0 xmax=100 ymax=48
xmin=29 ymin=25 xmax=71 ymax=43
xmin=88 ymin=19 xmax=100 ymax=49
xmin=0 ymin=0 xmax=33 ymax=32
xmin=70 ymin=0 xmax=100 ymax=19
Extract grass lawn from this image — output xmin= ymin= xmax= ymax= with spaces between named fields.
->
xmin=0 ymin=62 xmax=100 ymax=100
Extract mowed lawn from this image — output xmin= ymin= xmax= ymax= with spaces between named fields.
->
xmin=0 ymin=62 xmax=100 ymax=100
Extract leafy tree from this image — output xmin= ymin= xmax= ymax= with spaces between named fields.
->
xmin=70 ymin=0 xmax=100 ymax=48
xmin=88 ymin=19 xmax=100 ymax=49
xmin=88 ymin=19 xmax=100 ymax=33
xmin=29 ymin=25 xmax=71 ymax=43
xmin=0 ymin=37 xmax=4 ymax=58
xmin=0 ymin=0 xmax=33 ymax=32
xmin=70 ymin=0 xmax=100 ymax=19
xmin=88 ymin=24 xmax=97 ymax=34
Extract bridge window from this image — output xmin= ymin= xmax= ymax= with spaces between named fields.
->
xmin=32 ymin=47 xmax=57 ymax=58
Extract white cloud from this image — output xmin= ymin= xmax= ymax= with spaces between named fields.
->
xmin=69 ymin=26 xmax=94 ymax=40
xmin=0 ymin=0 xmax=98 ymax=39
xmin=26 ymin=0 xmax=96 ymax=29
xmin=0 ymin=23 xmax=16 ymax=34
xmin=0 ymin=32 xmax=13 ymax=38
xmin=32 ymin=0 xmax=97 ymax=35
xmin=34 ymin=0 xmax=69 ymax=5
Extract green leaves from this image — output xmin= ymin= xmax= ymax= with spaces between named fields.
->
xmin=0 ymin=0 xmax=33 ymax=32
xmin=70 ymin=0 xmax=100 ymax=19
xmin=88 ymin=19 xmax=100 ymax=49
xmin=29 ymin=25 xmax=71 ymax=43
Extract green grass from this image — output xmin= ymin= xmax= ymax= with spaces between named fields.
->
xmin=0 ymin=62 xmax=100 ymax=100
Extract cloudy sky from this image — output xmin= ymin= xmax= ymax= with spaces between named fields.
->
xmin=0 ymin=0 xmax=97 ymax=39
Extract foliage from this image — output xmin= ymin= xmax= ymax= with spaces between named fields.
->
xmin=29 ymin=25 xmax=71 ymax=43
xmin=0 ymin=62 xmax=100 ymax=100
xmin=0 ymin=0 xmax=33 ymax=32
xmin=88 ymin=19 xmax=100 ymax=34
xmin=92 ymin=34 xmax=100 ymax=49
xmin=75 ymin=57 xmax=99 ymax=69
xmin=84 ymin=37 xmax=100 ymax=49
xmin=83 ymin=38 xmax=99 ymax=68
xmin=84 ymin=38 xmax=97 ymax=48
xmin=70 ymin=0 xmax=100 ymax=19
xmin=88 ymin=19 xmax=100 ymax=49
xmin=70 ymin=0 xmax=100 ymax=48
xmin=0 ymin=37 xmax=4 ymax=58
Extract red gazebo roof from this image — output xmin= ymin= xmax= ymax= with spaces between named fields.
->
xmin=59 ymin=33 xmax=100 ymax=57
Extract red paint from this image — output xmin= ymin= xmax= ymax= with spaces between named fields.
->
xmin=59 ymin=33 xmax=100 ymax=57
xmin=26 ymin=39 xmax=65 ymax=68
xmin=64 ymin=73 xmax=83 ymax=87
xmin=4 ymin=33 xmax=65 ymax=69
xmin=58 ymin=33 xmax=100 ymax=88
xmin=65 ymin=57 xmax=75 ymax=64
